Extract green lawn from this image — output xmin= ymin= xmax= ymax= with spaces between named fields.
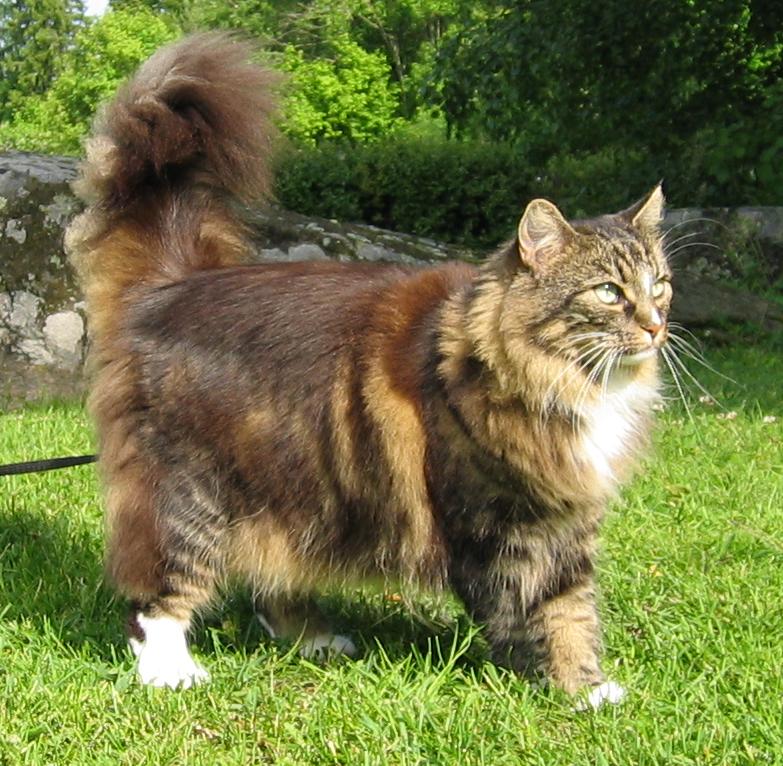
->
xmin=1 ymin=342 xmax=781 ymax=765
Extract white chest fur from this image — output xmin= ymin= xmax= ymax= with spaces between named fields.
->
xmin=579 ymin=379 xmax=657 ymax=484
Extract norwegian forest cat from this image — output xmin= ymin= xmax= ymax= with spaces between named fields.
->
xmin=67 ymin=34 xmax=672 ymax=709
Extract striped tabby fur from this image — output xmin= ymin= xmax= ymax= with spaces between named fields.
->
xmin=67 ymin=33 xmax=672 ymax=699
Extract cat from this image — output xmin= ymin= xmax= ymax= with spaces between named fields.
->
xmin=66 ymin=33 xmax=671 ymax=709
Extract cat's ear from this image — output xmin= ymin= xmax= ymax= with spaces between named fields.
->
xmin=517 ymin=199 xmax=576 ymax=272
xmin=619 ymin=184 xmax=665 ymax=231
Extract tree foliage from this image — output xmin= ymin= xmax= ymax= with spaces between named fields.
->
xmin=0 ymin=8 xmax=177 ymax=153
xmin=0 ymin=0 xmax=781 ymax=208
xmin=184 ymin=0 xmax=288 ymax=39
xmin=429 ymin=0 xmax=783 ymax=204
xmin=274 ymin=0 xmax=459 ymax=117
xmin=0 ymin=0 xmax=85 ymax=122
xmin=186 ymin=0 xmax=459 ymax=120
xmin=280 ymin=38 xmax=402 ymax=145
xmin=187 ymin=0 xmax=438 ymax=142
xmin=110 ymin=0 xmax=189 ymax=18
xmin=433 ymin=1 xmax=783 ymax=148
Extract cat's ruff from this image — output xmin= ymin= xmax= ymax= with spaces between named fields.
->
xmin=579 ymin=375 xmax=661 ymax=484
xmin=67 ymin=33 xmax=672 ymax=709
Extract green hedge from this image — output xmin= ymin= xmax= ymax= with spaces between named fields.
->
xmin=274 ymin=137 xmax=538 ymax=248
xmin=273 ymin=137 xmax=745 ymax=249
xmin=274 ymin=115 xmax=783 ymax=249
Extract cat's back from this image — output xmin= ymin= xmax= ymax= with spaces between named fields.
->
xmin=124 ymin=259 xmax=477 ymax=427
xmin=130 ymin=259 xmax=474 ymax=351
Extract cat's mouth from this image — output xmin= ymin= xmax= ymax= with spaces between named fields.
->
xmin=618 ymin=347 xmax=658 ymax=367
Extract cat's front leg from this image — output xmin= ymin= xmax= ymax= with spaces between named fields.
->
xmin=454 ymin=553 xmax=624 ymax=708
xmin=522 ymin=577 xmax=625 ymax=709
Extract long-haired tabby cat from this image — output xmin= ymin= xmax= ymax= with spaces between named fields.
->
xmin=67 ymin=33 xmax=671 ymax=708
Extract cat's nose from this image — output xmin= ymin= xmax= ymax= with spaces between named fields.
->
xmin=641 ymin=318 xmax=665 ymax=344
xmin=638 ymin=307 xmax=665 ymax=344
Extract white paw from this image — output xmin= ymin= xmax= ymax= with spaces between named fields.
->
xmin=132 ymin=613 xmax=210 ymax=689
xmin=298 ymin=633 xmax=357 ymax=660
xmin=575 ymin=681 xmax=626 ymax=711
xmin=137 ymin=647 xmax=210 ymax=689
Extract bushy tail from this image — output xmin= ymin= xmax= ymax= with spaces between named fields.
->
xmin=67 ymin=32 xmax=278 ymax=338
xmin=66 ymin=35 xmax=277 ymax=597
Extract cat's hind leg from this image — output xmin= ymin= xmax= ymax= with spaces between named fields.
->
xmin=127 ymin=606 xmax=210 ymax=689
xmin=108 ymin=464 xmax=225 ymax=689
xmin=254 ymin=591 xmax=357 ymax=659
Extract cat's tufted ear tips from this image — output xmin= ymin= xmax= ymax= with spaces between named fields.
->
xmin=517 ymin=199 xmax=576 ymax=273
xmin=620 ymin=183 xmax=665 ymax=231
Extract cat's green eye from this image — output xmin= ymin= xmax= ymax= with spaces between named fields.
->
xmin=594 ymin=283 xmax=623 ymax=305
xmin=652 ymin=279 xmax=667 ymax=298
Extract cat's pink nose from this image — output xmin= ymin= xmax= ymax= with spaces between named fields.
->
xmin=642 ymin=320 xmax=664 ymax=344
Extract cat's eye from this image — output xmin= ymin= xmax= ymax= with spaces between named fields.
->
xmin=594 ymin=283 xmax=623 ymax=304
xmin=652 ymin=279 xmax=667 ymax=298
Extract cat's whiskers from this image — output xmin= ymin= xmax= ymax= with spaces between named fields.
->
xmin=538 ymin=337 xmax=605 ymax=400
xmin=569 ymin=348 xmax=610 ymax=431
xmin=558 ymin=329 xmax=611 ymax=349
xmin=662 ymin=338 xmax=725 ymax=408
xmin=660 ymin=344 xmax=693 ymax=420
xmin=599 ymin=349 xmax=622 ymax=401
xmin=665 ymin=241 xmax=723 ymax=261
xmin=667 ymin=325 xmax=736 ymax=385
xmin=662 ymin=216 xmax=722 ymax=235
xmin=666 ymin=332 xmax=713 ymax=368
xmin=666 ymin=321 xmax=702 ymax=344
xmin=663 ymin=229 xmax=703 ymax=251
xmin=570 ymin=350 xmax=600 ymax=430
xmin=539 ymin=341 xmax=608 ymax=427
xmin=570 ymin=345 xmax=615 ymax=435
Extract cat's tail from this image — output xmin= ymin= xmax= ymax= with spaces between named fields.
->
xmin=66 ymin=32 xmax=278 ymax=340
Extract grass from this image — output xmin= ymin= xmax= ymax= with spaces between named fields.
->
xmin=1 ymin=341 xmax=782 ymax=765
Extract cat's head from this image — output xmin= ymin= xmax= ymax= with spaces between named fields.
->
xmin=497 ymin=185 xmax=671 ymax=376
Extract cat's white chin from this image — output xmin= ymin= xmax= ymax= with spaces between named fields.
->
xmin=618 ymin=347 xmax=657 ymax=367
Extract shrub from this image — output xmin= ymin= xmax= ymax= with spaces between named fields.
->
xmin=276 ymin=127 xmax=783 ymax=250
xmin=532 ymin=147 xmax=674 ymax=218
xmin=275 ymin=137 xmax=676 ymax=247
xmin=275 ymin=136 xmax=538 ymax=248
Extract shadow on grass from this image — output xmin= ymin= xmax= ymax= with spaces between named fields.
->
xmin=325 ymin=591 xmax=487 ymax=669
xmin=194 ymin=585 xmax=489 ymax=675
xmin=0 ymin=501 xmax=487 ymax=674
xmin=0 ymin=504 xmax=125 ymax=657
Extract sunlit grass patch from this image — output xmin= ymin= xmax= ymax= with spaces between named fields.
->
xmin=0 ymin=344 xmax=781 ymax=765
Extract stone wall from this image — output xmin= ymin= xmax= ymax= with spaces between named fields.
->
xmin=0 ymin=152 xmax=475 ymax=405
xmin=1 ymin=150 xmax=781 ymax=406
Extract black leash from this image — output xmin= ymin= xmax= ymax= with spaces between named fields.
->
xmin=0 ymin=454 xmax=97 ymax=476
